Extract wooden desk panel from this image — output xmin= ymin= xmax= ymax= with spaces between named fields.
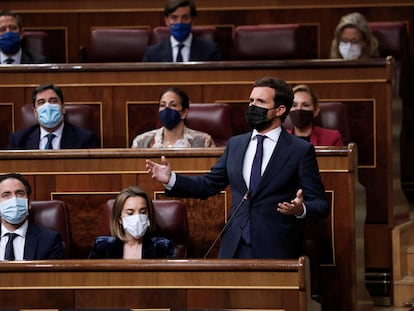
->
xmin=0 ymin=59 xmax=405 ymax=220
xmin=0 ymin=145 xmax=370 ymax=311
xmin=0 ymin=60 xmax=407 ymax=298
xmin=0 ymin=258 xmax=319 ymax=311
xmin=4 ymin=2 xmax=414 ymax=63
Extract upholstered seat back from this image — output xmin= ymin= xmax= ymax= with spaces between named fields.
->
xmin=369 ymin=21 xmax=409 ymax=97
xmin=21 ymin=31 xmax=48 ymax=62
xmin=101 ymin=199 xmax=188 ymax=258
xmin=19 ymin=103 xmax=98 ymax=136
xmin=150 ymin=26 xmax=217 ymax=45
xmin=29 ymin=200 xmax=71 ymax=257
xmin=185 ymin=103 xmax=233 ymax=147
xmin=283 ymin=102 xmax=351 ymax=144
xmin=232 ymin=24 xmax=318 ymax=60
xmin=85 ymin=28 xmax=151 ymax=62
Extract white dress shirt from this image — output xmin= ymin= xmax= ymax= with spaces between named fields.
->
xmin=170 ymin=33 xmax=193 ymax=62
xmin=39 ymin=123 xmax=64 ymax=149
xmin=242 ymin=127 xmax=281 ymax=187
xmin=1 ymin=49 xmax=22 ymax=64
xmin=0 ymin=221 xmax=28 ymax=261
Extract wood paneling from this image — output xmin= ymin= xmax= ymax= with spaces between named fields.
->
xmin=0 ymin=59 xmax=405 ymax=306
xmin=0 ymin=257 xmax=319 ymax=311
xmin=3 ymin=3 xmax=412 ymax=63
xmin=0 ymin=145 xmax=370 ymax=310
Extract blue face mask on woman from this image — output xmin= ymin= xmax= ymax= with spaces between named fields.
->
xmin=170 ymin=23 xmax=191 ymax=42
xmin=0 ymin=32 xmax=21 ymax=54
xmin=37 ymin=102 xmax=64 ymax=129
xmin=0 ymin=197 xmax=28 ymax=224
xmin=159 ymin=107 xmax=182 ymax=130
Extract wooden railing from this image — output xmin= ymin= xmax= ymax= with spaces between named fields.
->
xmin=0 ymin=144 xmax=371 ymax=310
xmin=0 ymin=59 xmax=407 ymax=277
xmin=0 ymin=257 xmax=321 ymax=311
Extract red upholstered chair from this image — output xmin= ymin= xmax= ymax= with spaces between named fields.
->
xmin=21 ymin=31 xmax=48 ymax=61
xmin=19 ymin=103 xmax=99 ymax=139
xmin=185 ymin=103 xmax=233 ymax=147
xmin=101 ymin=199 xmax=189 ymax=259
xmin=283 ymin=102 xmax=351 ymax=145
xmin=29 ymin=200 xmax=72 ymax=258
xmin=150 ymin=25 xmax=217 ymax=45
xmin=83 ymin=28 xmax=151 ymax=62
xmin=369 ymin=22 xmax=409 ymax=98
xmin=232 ymin=24 xmax=318 ymax=60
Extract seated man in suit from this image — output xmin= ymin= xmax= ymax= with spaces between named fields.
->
xmin=0 ymin=10 xmax=46 ymax=64
xmin=8 ymin=83 xmax=100 ymax=149
xmin=0 ymin=172 xmax=65 ymax=260
xmin=143 ymin=0 xmax=222 ymax=62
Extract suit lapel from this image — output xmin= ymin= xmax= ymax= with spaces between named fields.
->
xmin=253 ymin=129 xmax=293 ymax=197
xmin=61 ymin=123 xmax=78 ymax=149
xmin=27 ymin=126 xmax=41 ymax=149
xmin=161 ymin=41 xmax=173 ymax=61
xmin=23 ymin=223 xmax=38 ymax=260
xmin=236 ymin=133 xmax=252 ymax=192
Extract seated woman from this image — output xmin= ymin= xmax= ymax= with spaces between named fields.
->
xmin=89 ymin=186 xmax=175 ymax=259
xmin=131 ymin=87 xmax=215 ymax=148
xmin=330 ymin=12 xmax=379 ymax=60
xmin=287 ymin=84 xmax=343 ymax=146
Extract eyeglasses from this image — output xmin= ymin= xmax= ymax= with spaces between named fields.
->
xmin=340 ymin=39 xmax=361 ymax=45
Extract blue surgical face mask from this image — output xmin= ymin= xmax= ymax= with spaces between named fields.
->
xmin=37 ymin=102 xmax=64 ymax=129
xmin=0 ymin=32 xmax=21 ymax=55
xmin=170 ymin=23 xmax=191 ymax=42
xmin=0 ymin=197 xmax=29 ymax=225
xmin=159 ymin=107 xmax=182 ymax=130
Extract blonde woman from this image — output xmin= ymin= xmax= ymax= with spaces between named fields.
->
xmin=330 ymin=12 xmax=379 ymax=60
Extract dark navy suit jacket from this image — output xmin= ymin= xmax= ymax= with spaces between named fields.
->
xmin=166 ymin=128 xmax=329 ymax=259
xmin=21 ymin=49 xmax=46 ymax=64
xmin=143 ymin=36 xmax=222 ymax=62
xmin=88 ymin=234 xmax=175 ymax=259
xmin=1 ymin=222 xmax=65 ymax=260
xmin=8 ymin=122 xmax=100 ymax=149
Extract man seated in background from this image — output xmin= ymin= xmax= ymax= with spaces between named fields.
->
xmin=143 ymin=0 xmax=222 ymax=62
xmin=8 ymin=83 xmax=100 ymax=149
xmin=0 ymin=172 xmax=65 ymax=260
xmin=0 ymin=10 xmax=46 ymax=64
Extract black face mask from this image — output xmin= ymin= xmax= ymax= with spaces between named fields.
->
xmin=246 ymin=105 xmax=274 ymax=132
xmin=289 ymin=109 xmax=314 ymax=128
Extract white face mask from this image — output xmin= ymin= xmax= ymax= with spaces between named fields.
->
xmin=339 ymin=41 xmax=362 ymax=60
xmin=0 ymin=197 xmax=28 ymax=224
xmin=122 ymin=214 xmax=150 ymax=239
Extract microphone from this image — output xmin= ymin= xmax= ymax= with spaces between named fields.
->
xmin=203 ymin=190 xmax=250 ymax=259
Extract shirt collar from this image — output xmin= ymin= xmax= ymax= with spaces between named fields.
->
xmin=251 ymin=126 xmax=281 ymax=143
xmin=40 ymin=122 xmax=64 ymax=139
xmin=170 ymin=33 xmax=193 ymax=47
xmin=1 ymin=49 xmax=22 ymax=64
xmin=1 ymin=219 xmax=28 ymax=238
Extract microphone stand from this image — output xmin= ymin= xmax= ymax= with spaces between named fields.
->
xmin=203 ymin=191 xmax=250 ymax=258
